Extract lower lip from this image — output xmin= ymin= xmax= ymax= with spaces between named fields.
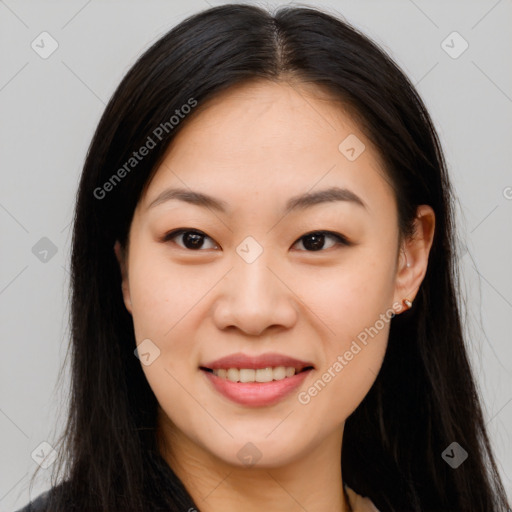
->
xmin=201 ymin=369 xmax=312 ymax=407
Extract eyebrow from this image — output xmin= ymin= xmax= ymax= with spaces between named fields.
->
xmin=147 ymin=186 xmax=367 ymax=214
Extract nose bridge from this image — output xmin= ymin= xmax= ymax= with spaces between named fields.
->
xmin=232 ymin=247 xmax=279 ymax=308
xmin=232 ymin=233 xmax=275 ymax=294
xmin=213 ymin=242 xmax=297 ymax=334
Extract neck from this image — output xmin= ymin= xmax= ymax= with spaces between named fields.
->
xmin=157 ymin=413 xmax=350 ymax=512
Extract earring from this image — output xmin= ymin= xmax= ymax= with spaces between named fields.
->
xmin=405 ymin=253 xmax=411 ymax=268
xmin=402 ymin=298 xmax=413 ymax=310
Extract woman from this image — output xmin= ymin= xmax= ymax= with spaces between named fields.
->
xmin=17 ymin=3 xmax=510 ymax=511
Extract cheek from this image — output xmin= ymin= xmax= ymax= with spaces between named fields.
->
xmin=128 ymin=246 xmax=213 ymax=341
xmin=303 ymin=249 xmax=396 ymax=339
xmin=127 ymin=251 xmax=206 ymax=424
xmin=298 ymin=252 xmax=395 ymax=414
xmin=127 ymin=249 xmax=222 ymax=399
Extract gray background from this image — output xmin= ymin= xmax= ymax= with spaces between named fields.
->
xmin=1 ymin=0 xmax=511 ymax=509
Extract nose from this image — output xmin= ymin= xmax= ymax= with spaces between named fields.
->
xmin=212 ymin=254 xmax=298 ymax=336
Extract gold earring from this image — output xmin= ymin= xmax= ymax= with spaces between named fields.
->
xmin=402 ymin=298 xmax=413 ymax=310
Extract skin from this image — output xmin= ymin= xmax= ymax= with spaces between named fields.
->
xmin=115 ymin=79 xmax=435 ymax=512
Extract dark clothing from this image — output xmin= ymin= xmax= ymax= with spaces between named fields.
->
xmin=13 ymin=449 xmax=197 ymax=512
xmin=15 ymin=487 xmax=54 ymax=512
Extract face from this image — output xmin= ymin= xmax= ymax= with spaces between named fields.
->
xmin=116 ymin=80 xmax=433 ymax=470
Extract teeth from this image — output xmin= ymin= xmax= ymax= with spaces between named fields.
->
xmin=256 ymin=367 xmax=273 ymax=382
xmin=226 ymin=368 xmax=239 ymax=382
xmin=285 ymin=366 xmax=295 ymax=377
xmin=273 ymin=366 xmax=286 ymax=380
xmin=239 ymin=369 xmax=255 ymax=383
xmin=213 ymin=366 xmax=298 ymax=382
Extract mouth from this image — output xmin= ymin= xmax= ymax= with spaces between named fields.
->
xmin=198 ymin=353 xmax=315 ymax=407
xmin=199 ymin=365 xmax=314 ymax=383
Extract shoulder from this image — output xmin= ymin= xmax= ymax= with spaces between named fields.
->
xmin=346 ymin=485 xmax=381 ymax=512
xmin=14 ymin=482 xmax=69 ymax=512
xmin=15 ymin=489 xmax=50 ymax=512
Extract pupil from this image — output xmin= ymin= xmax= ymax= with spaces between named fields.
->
xmin=184 ymin=231 xmax=203 ymax=249
xmin=304 ymin=233 xmax=324 ymax=251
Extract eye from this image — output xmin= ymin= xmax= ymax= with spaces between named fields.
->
xmin=292 ymin=231 xmax=351 ymax=252
xmin=163 ymin=229 xmax=219 ymax=250
xmin=162 ymin=229 xmax=351 ymax=252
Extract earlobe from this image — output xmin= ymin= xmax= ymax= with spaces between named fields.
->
xmin=114 ymin=240 xmax=133 ymax=314
xmin=394 ymin=205 xmax=435 ymax=314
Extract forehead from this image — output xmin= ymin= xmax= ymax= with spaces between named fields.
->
xmin=141 ymin=80 xmax=394 ymax=217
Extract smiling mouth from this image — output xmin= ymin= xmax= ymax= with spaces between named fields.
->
xmin=199 ymin=366 xmax=314 ymax=383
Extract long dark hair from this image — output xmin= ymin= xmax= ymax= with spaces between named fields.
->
xmin=29 ymin=4 xmax=509 ymax=511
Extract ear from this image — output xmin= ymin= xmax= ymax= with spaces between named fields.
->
xmin=114 ymin=240 xmax=132 ymax=315
xmin=393 ymin=205 xmax=435 ymax=314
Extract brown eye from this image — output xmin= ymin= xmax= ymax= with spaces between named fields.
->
xmin=293 ymin=231 xmax=350 ymax=252
xmin=164 ymin=229 xmax=219 ymax=250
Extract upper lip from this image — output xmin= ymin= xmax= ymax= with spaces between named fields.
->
xmin=201 ymin=352 xmax=315 ymax=372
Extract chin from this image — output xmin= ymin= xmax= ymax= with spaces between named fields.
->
xmin=201 ymin=433 xmax=307 ymax=470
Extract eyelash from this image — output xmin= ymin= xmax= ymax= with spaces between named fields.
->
xmin=162 ymin=228 xmax=352 ymax=252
